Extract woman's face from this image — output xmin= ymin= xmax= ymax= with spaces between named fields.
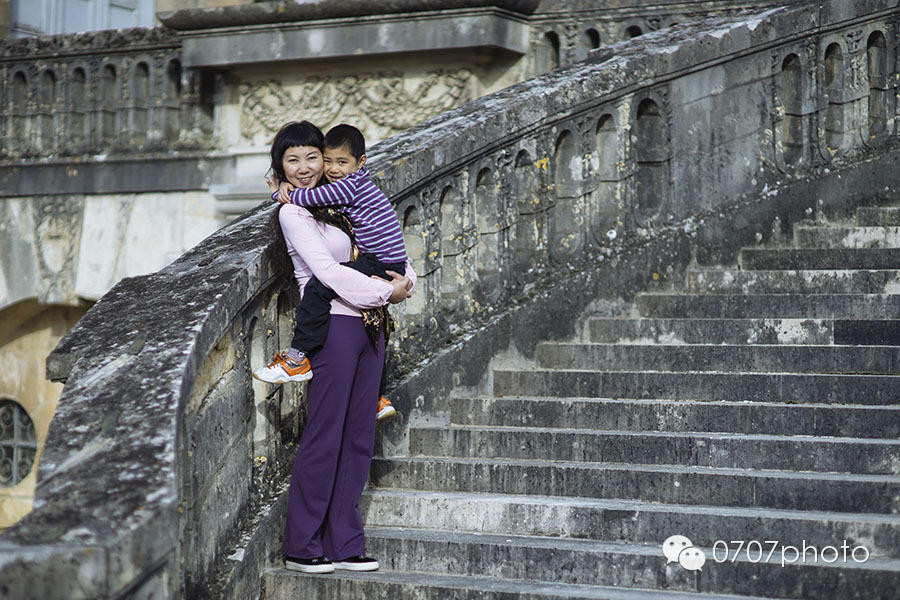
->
xmin=282 ymin=145 xmax=324 ymax=189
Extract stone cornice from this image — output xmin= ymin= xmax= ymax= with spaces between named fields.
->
xmin=157 ymin=0 xmax=541 ymax=32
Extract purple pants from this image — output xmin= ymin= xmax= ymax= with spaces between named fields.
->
xmin=281 ymin=314 xmax=384 ymax=560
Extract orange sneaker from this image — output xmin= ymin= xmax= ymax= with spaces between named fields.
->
xmin=252 ymin=352 xmax=312 ymax=383
xmin=376 ymin=396 xmax=396 ymax=421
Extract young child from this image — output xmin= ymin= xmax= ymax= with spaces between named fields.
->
xmin=253 ymin=124 xmax=408 ymax=421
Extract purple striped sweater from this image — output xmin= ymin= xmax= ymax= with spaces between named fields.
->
xmin=276 ymin=166 xmax=408 ymax=264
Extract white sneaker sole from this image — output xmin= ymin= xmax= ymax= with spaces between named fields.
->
xmin=333 ymin=560 xmax=379 ymax=571
xmin=285 ymin=560 xmax=334 ymax=574
xmin=252 ymin=370 xmax=313 ymax=384
xmin=376 ymin=406 xmax=397 ymax=421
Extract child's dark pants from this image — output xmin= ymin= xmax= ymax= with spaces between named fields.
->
xmin=291 ymin=253 xmax=406 ymax=357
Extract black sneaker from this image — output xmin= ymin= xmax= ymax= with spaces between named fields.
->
xmin=333 ymin=555 xmax=379 ymax=571
xmin=284 ymin=555 xmax=334 ymax=574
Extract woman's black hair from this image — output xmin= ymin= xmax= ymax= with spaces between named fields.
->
xmin=269 ymin=120 xmax=324 ymax=183
xmin=271 ymin=120 xmax=355 ymax=239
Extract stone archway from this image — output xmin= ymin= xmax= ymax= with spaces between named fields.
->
xmin=0 ymin=299 xmax=89 ymax=528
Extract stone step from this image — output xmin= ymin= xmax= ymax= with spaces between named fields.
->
xmin=450 ymin=397 xmax=900 ymax=438
xmin=360 ymin=489 xmax=900 ymax=559
xmin=261 ymin=567 xmax=786 ymax=600
xmin=739 ymin=248 xmax=900 ymax=270
xmin=857 ymin=206 xmax=900 ymax=226
xmin=369 ymin=457 xmax=900 ymax=513
xmin=588 ymin=317 xmax=833 ymax=345
xmin=408 ymin=425 xmax=900 ymax=474
xmin=794 ymin=225 xmax=900 ymax=249
xmin=636 ymin=292 xmax=900 ymax=319
xmin=354 ymin=527 xmax=900 ymax=600
xmin=831 ymin=319 xmax=900 ymax=345
xmin=535 ymin=342 xmax=900 ymax=374
xmin=492 ymin=369 xmax=900 ymax=405
xmin=685 ymin=269 xmax=900 ymax=295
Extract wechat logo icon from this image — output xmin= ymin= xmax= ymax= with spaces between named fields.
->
xmin=663 ymin=535 xmax=706 ymax=571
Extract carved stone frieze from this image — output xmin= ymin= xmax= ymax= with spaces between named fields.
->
xmin=849 ymin=54 xmax=867 ymax=91
xmin=845 ymin=29 xmax=865 ymax=54
xmin=563 ymin=21 xmax=579 ymax=63
xmin=238 ymin=69 xmax=474 ymax=143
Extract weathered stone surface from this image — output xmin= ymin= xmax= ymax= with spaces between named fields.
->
xmin=178 ymin=11 xmax=532 ymax=68
xmin=493 ymin=369 xmax=900 ymax=404
xmin=637 ymin=292 xmax=900 ymax=319
xmin=685 ymin=269 xmax=900 ymax=295
xmin=158 ymin=0 xmax=542 ymax=31
xmin=359 ymin=489 xmax=900 ymax=558
xmin=450 ymin=397 xmax=900 ymax=438
xmin=370 ymin=456 xmax=900 ymax=512
xmin=740 ymin=248 xmax=900 ymax=270
xmin=588 ymin=317 xmax=835 ymax=345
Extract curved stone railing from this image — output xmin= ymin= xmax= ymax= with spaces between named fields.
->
xmin=4 ymin=1 xmax=900 ymax=598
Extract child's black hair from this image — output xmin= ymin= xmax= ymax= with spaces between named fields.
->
xmin=270 ymin=121 xmax=324 ymax=182
xmin=324 ymin=123 xmax=366 ymax=160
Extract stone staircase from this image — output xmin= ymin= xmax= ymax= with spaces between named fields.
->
xmin=261 ymin=205 xmax=900 ymax=599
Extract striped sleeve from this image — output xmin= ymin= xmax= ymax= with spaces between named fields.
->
xmin=287 ymin=175 xmax=359 ymax=208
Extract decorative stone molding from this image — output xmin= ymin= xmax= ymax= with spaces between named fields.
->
xmin=0 ymin=27 xmax=180 ymax=59
xmin=239 ymin=69 xmax=474 ymax=142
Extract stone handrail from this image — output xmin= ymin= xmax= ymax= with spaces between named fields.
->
xmin=3 ymin=1 xmax=900 ymax=598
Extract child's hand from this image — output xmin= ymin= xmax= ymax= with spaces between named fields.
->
xmin=264 ymin=174 xmax=278 ymax=193
xmin=277 ymin=181 xmax=295 ymax=204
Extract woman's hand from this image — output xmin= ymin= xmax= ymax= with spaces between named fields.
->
xmin=373 ymin=270 xmax=413 ymax=304
xmin=277 ymin=181 xmax=295 ymax=204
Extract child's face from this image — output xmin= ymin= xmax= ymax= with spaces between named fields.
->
xmin=324 ymin=145 xmax=366 ymax=183
xmin=282 ymin=145 xmax=324 ymax=189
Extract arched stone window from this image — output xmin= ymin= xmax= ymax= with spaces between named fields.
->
xmin=626 ymin=25 xmax=643 ymax=39
xmin=38 ymin=70 xmax=57 ymax=152
xmin=0 ymin=399 xmax=37 ymax=488
xmin=595 ymin=114 xmax=617 ymax=180
xmin=101 ymin=64 xmax=118 ymax=146
xmin=132 ymin=62 xmax=150 ymax=146
xmin=165 ymin=59 xmax=183 ymax=143
xmin=10 ymin=72 xmax=28 ymax=153
xmin=634 ymin=99 xmax=670 ymax=216
xmin=474 ymin=167 xmax=500 ymax=286
xmin=552 ymin=130 xmax=582 ymax=257
xmin=585 ymin=28 xmax=601 ymax=50
xmin=402 ymin=205 xmax=425 ymax=316
xmin=781 ymin=54 xmax=803 ymax=165
xmin=70 ymin=68 xmax=87 ymax=151
xmin=867 ymin=31 xmax=889 ymax=140
xmin=514 ymin=150 xmax=540 ymax=270
xmin=823 ymin=43 xmax=844 ymax=152
xmin=439 ymin=186 xmax=461 ymax=301
xmin=537 ymin=31 xmax=561 ymax=73
xmin=593 ymin=114 xmax=620 ymax=235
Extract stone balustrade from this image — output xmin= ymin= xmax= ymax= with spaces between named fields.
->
xmin=0 ymin=27 xmax=214 ymax=161
xmin=2 ymin=1 xmax=900 ymax=598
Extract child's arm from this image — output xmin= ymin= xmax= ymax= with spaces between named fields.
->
xmin=270 ymin=172 xmax=362 ymax=208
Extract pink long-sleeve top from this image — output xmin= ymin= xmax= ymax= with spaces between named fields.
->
xmin=278 ymin=204 xmax=417 ymax=317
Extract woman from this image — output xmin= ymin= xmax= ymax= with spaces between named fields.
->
xmin=270 ymin=121 xmax=414 ymax=574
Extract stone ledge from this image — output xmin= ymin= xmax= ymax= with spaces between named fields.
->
xmin=0 ymin=154 xmax=232 ymax=198
xmin=175 ymin=8 xmax=533 ymax=69
xmin=158 ymin=0 xmax=541 ymax=31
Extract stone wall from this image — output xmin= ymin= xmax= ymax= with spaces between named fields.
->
xmin=3 ymin=1 xmax=900 ymax=598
